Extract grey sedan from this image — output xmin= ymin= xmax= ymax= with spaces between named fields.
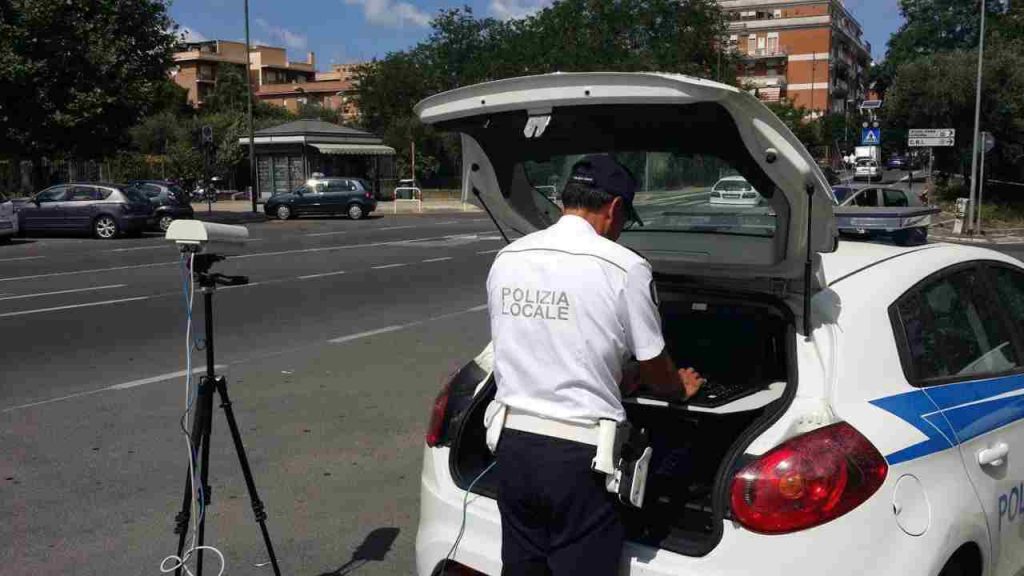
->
xmin=15 ymin=183 xmax=154 ymax=239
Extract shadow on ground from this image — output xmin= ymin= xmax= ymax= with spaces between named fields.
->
xmin=316 ymin=527 xmax=401 ymax=576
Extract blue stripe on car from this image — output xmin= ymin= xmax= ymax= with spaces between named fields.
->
xmin=870 ymin=373 xmax=1024 ymax=465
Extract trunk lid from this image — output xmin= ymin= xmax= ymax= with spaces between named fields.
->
xmin=415 ymin=72 xmax=837 ymax=289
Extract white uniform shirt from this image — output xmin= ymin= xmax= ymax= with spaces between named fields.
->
xmin=486 ymin=215 xmax=666 ymax=424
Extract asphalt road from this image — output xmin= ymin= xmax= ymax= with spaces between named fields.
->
xmin=0 ymin=211 xmax=503 ymax=575
xmin=3 ymin=192 xmax=1024 ymax=576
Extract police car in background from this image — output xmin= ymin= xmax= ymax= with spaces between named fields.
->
xmin=412 ymin=72 xmax=1024 ymax=576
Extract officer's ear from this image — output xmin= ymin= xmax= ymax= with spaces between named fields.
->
xmin=606 ymin=196 xmax=623 ymax=220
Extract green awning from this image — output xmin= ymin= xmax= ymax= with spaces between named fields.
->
xmin=312 ymin=143 xmax=396 ymax=156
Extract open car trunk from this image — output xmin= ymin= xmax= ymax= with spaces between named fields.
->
xmin=447 ymin=282 xmax=796 ymax=557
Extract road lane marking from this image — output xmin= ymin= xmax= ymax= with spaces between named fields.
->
xmin=2 ymin=365 xmax=226 ymax=413
xmin=434 ymin=220 xmax=457 ymax=225
xmin=329 ymin=325 xmax=405 ymax=344
xmin=299 ymin=270 xmax=347 ymax=280
xmin=477 ymin=249 xmax=501 ymax=255
xmin=379 ymin=225 xmax=416 ymax=231
xmin=232 ymin=233 xmax=474 ymax=260
xmin=0 ymin=296 xmax=150 ymax=318
xmin=109 ymin=365 xmax=228 ymax=390
xmin=0 ymin=284 xmax=126 ymax=302
xmin=305 ymin=231 xmax=348 ymax=237
xmin=371 ymin=263 xmax=407 ymax=270
xmin=0 ymin=256 xmax=45 ymax=262
xmin=106 ymin=245 xmax=169 ymax=253
xmin=0 ymin=261 xmax=174 ymax=283
xmin=422 ymin=257 xmax=453 ymax=263
xmin=0 ymin=233 xmax=478 ymax=283
xmin=327 ymin=304 xmax=488 ymax=345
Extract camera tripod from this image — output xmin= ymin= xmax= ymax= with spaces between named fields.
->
xmin=171 ymin=254 xmax=282 ymax=576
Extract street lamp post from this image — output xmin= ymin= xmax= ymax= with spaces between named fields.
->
xmin=244 ymin=0 xmax=257 ymax=213
xmin=965 ymin=0 xmax=987 ymax=235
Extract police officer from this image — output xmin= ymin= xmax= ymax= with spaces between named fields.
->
xmin=486 ymin=155 xmax=705 ymax=576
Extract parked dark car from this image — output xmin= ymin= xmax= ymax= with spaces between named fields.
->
xmin=264 ymin=177 xmax=378 ymax=221
xmin=128 ymin=180 xmax=195 ymax=232
xmin=14 ymin=183 xmax=154 ymax=239
xmin=886 ymin=155 xmax=911 ymax=170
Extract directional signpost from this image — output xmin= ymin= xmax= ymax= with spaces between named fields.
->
xmin=908 ymin=128 xmax=956 ymax=148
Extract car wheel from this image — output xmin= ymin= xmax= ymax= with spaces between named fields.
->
xmin=894 ymin=227 xmax=928 ymax=246
xmin=93 ymin=215 xmax=119 ymax=240
xmin=348 ymin=203 xmax=365 ymax=220
xmin=275 ymin=205 xmax=292 ymax=221
xmin=158 ymin=214 xmax=174 ymax=232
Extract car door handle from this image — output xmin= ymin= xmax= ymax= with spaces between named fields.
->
xmin=978 ymin=443 xmax=1010 ymax=467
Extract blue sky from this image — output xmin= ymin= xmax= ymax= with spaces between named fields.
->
xmin=169 ymin=0 xmax=903 ymax=69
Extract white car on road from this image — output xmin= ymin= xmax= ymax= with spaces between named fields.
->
xmin=414 ymin=72 xmax=1023 ymax=576
xmin=709 ymin=175 xmax=763 ymax=206
xmin=0 ymin=191 xmax=19 ymax=241
xmin=855 ymin=158 xmax=883 ymax=182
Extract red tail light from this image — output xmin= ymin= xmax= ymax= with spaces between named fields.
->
xmin=730 ymin=422 xmax=887 ymax=534
xmin=425 ymin=380 xmax=452 ymax=447
xmin=365 ymin=192 xmax=372 ymax=199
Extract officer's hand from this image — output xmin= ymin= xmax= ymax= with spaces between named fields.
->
xmin=678 ymin=368 xmax=705 ymax=400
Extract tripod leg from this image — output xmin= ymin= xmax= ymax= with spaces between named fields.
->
xmin=195 ymin=375 xmax=216 ymax=576
xmin=173 ymin=374 xmax=210 ymax=576
xmin=214 ymin=376 xmax=283 ymax=576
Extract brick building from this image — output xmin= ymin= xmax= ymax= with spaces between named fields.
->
xmin=171 ymin=40 xmax=361 ymax=121
xmin=719 ymin=0 xmax=872 ymax=115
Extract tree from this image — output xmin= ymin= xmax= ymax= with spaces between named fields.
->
xmin=0 ymin=0 xmax=178 ymax=159
xmin=876 ymin=0 xmax=1017 ymax=94
xmin=884 ymin=45 xmax=1024 ymax=184
xmin=355 ymin=0 xmax=732 ymax=185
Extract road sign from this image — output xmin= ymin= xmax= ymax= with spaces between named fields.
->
xmin=909 ymin=137 xmax=955 ymax=147
xmin=201 ymin=125 xmax=214 ymax=145
xmin=861 ymin=127 xmax=881 ymax=146
xmin=860 ymin=100 xmax=883 ymax=110
xmin=909 ymin=128 xmax=955 ymax=139
xmin=983 ymin=131 xmax=995 ymax=154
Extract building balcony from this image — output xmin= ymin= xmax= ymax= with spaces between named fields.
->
xmin=738 ymin=75 xmax=786 ymax=88
xmin=728 ymin=14 xmax=830 ymax=32
xmin=741 ymin=48 xmax=788 ymax=61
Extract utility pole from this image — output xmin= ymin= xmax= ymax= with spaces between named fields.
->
xmin=965 ymin=0 xmax=986 ymax=235
xmin=244 ymin=0 xmax=258 ymax=213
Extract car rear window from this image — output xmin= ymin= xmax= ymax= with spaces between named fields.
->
xmin=522 ymin=151 xmax=775 ymax=238
xmin=713 ymin=179 xmax=753 ymax=192
xmin=832 ymin=187 xmax=854 ymax=203
xmin=121 ymin=187 xmax=149 ymax=203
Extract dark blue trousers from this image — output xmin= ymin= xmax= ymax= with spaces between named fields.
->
xmin=496 ymin=429 xmax=624 ymax=576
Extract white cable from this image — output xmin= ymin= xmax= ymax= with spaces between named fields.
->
xmin=441 ymin=461 xmax=496 ymax=575
xmin=161 ymin=252 xmax=225 ymax=576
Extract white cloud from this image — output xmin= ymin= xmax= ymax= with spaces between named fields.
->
xmin=254 ymin=18 xmax=309 ymax=51
xmin=343 ymin=0 xmax=431 ymax=29
xmin=178 ymin=26 xmax=208 ymax=42
xmin=489 ymin=0 xmax=551 ymax=20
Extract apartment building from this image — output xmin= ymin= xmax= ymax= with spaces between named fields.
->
xmin=719 ymin=0 xmax=872 ymax=115
xmin=172 ymin=40 xmax=315 ymax=106
xmin=171 ymin=41 xmax=361 ymax=121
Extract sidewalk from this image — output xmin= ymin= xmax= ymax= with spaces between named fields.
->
xmin=929 ymin=221 xmax=1024 ymax=245
xmin=191 ymin=198 xmax=482 ymax=223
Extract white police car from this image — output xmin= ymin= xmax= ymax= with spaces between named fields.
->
xmin=414 ymin=73 xmax=1024 ymax=576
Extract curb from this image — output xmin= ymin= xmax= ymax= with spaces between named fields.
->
xmin=930 ymin=233 xmax=1024 ymax=246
